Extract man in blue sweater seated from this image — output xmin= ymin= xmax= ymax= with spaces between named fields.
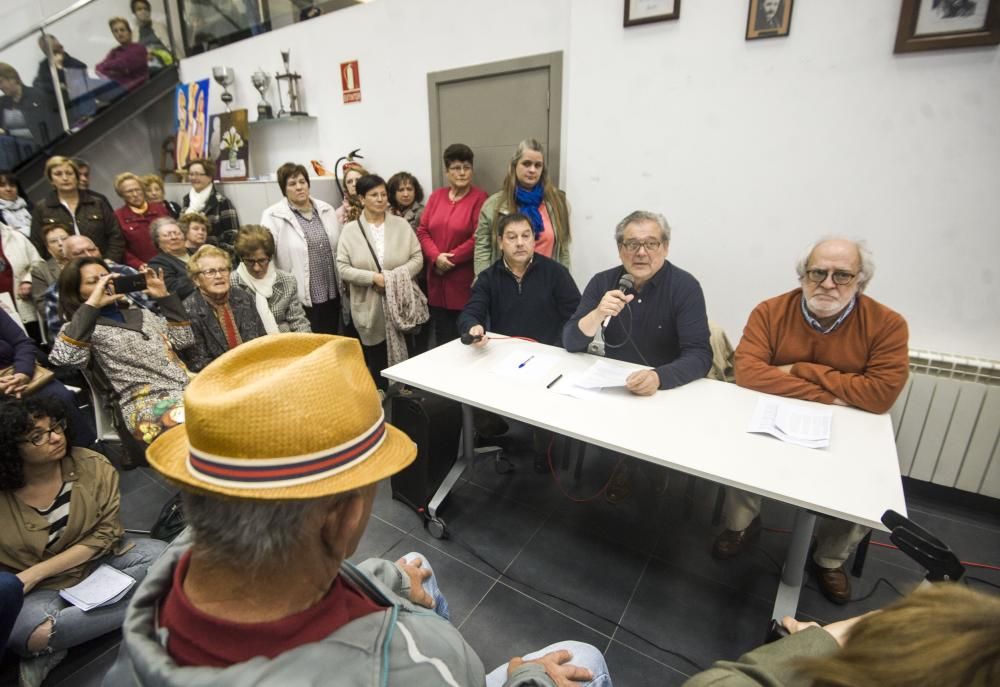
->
xmin=458 ymin=211 xmax=581 ymax=470
xmin=563 ymin=210 xmax=712 ymax=502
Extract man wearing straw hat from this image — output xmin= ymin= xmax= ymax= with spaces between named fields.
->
xmin=104 ymin=334 xmax=610 ymax=686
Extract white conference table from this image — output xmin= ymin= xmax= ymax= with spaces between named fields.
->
xmin=383 ymin=337 xmax=907 ymax=620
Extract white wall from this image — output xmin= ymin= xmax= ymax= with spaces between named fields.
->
xmin=178 ymin=0 xmax=1000 ymax=359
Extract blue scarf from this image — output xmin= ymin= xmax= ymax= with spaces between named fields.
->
xmin=99 ymin=304 xmax=125 ymax=323
xmin=514 ymin=184 xmax=545 ymax=237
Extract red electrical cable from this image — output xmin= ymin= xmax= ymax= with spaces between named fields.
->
xmin=545 ymin=438 xmax=623 ymax=503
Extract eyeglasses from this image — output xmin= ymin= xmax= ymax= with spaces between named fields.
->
xmin=196 ymin=267 xmax=230 ymax=278
xmin=447 ymin=164 xmax=472 ymax=173
xmin=619 ymin=239 xmax=662 ymax=254
xmin=804 ymin=268 xmax=857 ymax=286
xmin=20 ymin=419 xmax=67 ymax=446
xmin=242 ymin=257 xmax=270 ymax=267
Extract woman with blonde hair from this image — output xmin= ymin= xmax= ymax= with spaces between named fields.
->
xmin=141 ymin=174 xmax=181 ymax=218
xmin=473 ymin=139 xmax=571 ymax=276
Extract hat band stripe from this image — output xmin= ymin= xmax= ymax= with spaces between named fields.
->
xmin=187 ymin=416 xmax=385 ymax=485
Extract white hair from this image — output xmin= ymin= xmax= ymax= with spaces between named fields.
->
xmin=614 ymin=211 xmax=671 ymax=244
xmin=795 ymin=236 xmax=875 ymax=292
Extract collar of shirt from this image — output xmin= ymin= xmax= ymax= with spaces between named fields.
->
xmin=289 ymin=200 xmax=316 ymax=219
xmin=800 ymin=294 xmax=856 ymax=334
xmin=502 ymin=254 xmax=533 ymax=282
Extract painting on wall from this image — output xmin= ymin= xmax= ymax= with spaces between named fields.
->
xmin=208 ymin=109 xmax=250 ymax=181
xmin=746 ymin=0 xmax=794 ymax=40
xmin=895 ymin=0 xmax=1000 ymax=52
xmin=623 ymin=0 xmax=680 ymax=27
xmin=186 ymin=78 xmax=210 ymax=164
xmin=174 ymin=83 xmax=189 ymax=171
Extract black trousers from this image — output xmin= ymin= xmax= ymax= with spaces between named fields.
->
xmin=430 ymin=306 xmax=461 ymax=348
xmin=304 ymin=297 xmax=341 ymax=335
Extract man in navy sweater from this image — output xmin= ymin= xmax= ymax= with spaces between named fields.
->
xmin=458 ymin=212 xmax=581 ymax=470
xmin=563 ymin=210 xmax=712 ymax=501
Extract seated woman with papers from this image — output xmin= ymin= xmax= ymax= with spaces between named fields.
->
xmin=0 ymin=397 xmax=166 ymax=686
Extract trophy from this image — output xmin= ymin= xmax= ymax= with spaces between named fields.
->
xmin=251 ymin=70 xmax=273 ymax=120
xmin=212 ymin=66 xmax=235 ymax=112
xmin=275 ymin=49 xmax=307 ymax=117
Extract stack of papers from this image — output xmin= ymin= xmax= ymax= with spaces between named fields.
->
xmin=549 ymin=360 xmax=642 ymax=400
xmin=58 ymin=564 xmax=136 ymax=611
xmin=748 ymin=398 xmax=832 ymax=449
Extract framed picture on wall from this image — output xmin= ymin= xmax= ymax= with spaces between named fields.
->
xmin=624 ymin=0 xmax=680 ymax=27
xmin=895 ymin=0 xmax=1000 ymax=53
xmin=746 ymin=0 xmax=794 ymax=40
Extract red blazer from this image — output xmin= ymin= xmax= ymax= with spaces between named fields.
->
xmin=415 ymin=186 xmax=487 ymax=310
xmin=115 ymin=202 xmax=172 ymax=269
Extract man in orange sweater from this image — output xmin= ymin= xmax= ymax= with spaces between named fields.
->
xmin=712 ymin=237 xmax=909 ymax=604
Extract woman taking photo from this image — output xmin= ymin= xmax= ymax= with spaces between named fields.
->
xmin=232 ymin=225 xmax=311 ymax=334
xmin=30 ymin=156 xmax=124 ymax=263
xmin=49 ymin=258 xmax=192 ymax=444
xmin=337 ymin=174 xmax=423 ymax=389
xmin=474 ymin=139 xmax=571 ymax=276
xmin=415 ymin=144 xmax=487 ymax=346
xmin=260 ymin=162 xmax=341 ymax=334
xmin=182 ymin=245 xmax=265 ymax=372
xmin=387 ymin=171 xmax=425 ymax=232
xmin=179 ymin=159 xmax=240 ymax=256
xmin=0 ymin=397 xmax=165 ymax=686
xmin=335 ymin=162 xmax=368 ymax=225
xmin=0 ymin=171 xmax=33 ymax=239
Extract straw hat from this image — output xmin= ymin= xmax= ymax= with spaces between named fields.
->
xmin=147 ymin=334 xmax=416 ymax=500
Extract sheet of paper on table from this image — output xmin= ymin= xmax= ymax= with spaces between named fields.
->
xmin=748 ymin=397 xmax=832 ymax=449
xmin=549 ymin=371 xmax=603 ymax=400
xmin=491 ymin=351 xmax=558 ymax=382
xmin=573 ymin=359 xmax=636 ymax=389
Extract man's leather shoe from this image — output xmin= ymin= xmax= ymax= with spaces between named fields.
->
xmin=712 ymin=517 xmax=761 ymax=560
xmin=812 ymin=562 xmax=851 ymax=605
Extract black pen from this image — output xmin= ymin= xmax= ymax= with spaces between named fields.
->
xmin=546 ymin=374 xmax=563 ymax=389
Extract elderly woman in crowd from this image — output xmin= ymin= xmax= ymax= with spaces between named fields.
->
xmin=179 ymin=159 xmax=240 ymax=256
xmin=141 ymin=174 xmax=181 ymax=218
xmin=387 ymin=171 xmax=425 ymax=232
xmin=0 ymin=397 xmax=165 ymax=686
xmin=49 ymin=258 xmax=191 ymax=444
xmin=416 ymin=144 xmax=488 ymax=346
xmin=335 ymin=162 xmax=368 ymax=225
xmin=30 ymin=224 xmax=70 ymax=332
xmin=0 ymin=215 xmax=43 ymax=340
xmin=96 ymin=17 xmax=149 ymax=93
xmin=30 ymin=156 xmax=124 ymax=263
xmin=179 ymin=211 xmax=209 ymax=251
xmin=147 ymin=217 xmax=195 ymax=299
xmin=260 ymin=162 xmax=341 ymax=334
xmin=0 ymin=171 xmax=34 ymax=238
xmin=337 ymin=174 xmax=424 ymax=389
xmin=182 ymin=245 xmax=264 ymax=372
xmin=113 ymin=172 xmax=171 ymax=269
xmin=232 ymin=225 xmax=310 ymax=333
xmin=474 ymin=138 xmax=571 ymax=276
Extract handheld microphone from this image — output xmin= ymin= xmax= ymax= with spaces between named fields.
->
xmin=460 ymin=332 xmax=483 ymax=345
xmin=602 ymin=273 xmax=635 ymax=329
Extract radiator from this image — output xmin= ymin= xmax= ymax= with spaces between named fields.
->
xmin=890 ymin=350 xmax=1000 ymax=498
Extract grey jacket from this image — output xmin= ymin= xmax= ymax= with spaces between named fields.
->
xmin=230 ymin=268 xmax=311 ymax=333
xmin=103 ymin=537 xmax=560 ymax=686
xmin=182 ymin=288 xmax=266 ymax=372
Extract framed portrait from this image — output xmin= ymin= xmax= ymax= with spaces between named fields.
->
xmin=895 ymin=0 xmax=1000 ymax=53
xmin=746 ymin=0 xmax=794 ymax=40
xmin=624 ymin=0 xmax=680 ymax=28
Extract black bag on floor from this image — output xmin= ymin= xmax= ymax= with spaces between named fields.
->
xmin=389 ymin=389 xmax=462 ymax=513
xmin=150 ymin=491 xmax=185 ymax=542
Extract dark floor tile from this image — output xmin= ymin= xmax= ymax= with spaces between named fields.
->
xmin=503 ymin=516 xmax=648 ymax=635
xmin=604 ymin=640 xmax=690 ymax=687
xmin=460 ymin=583 xmax=610 ymax=674
xmin=373 ymin=477 xmax=425 ymax=533
xmin=409 ymin=481 xmax=547 ymax=577
xmin=45 ymin=633 xmax=121 ymax=686
xmin=350 ymin=516 xmax=409 ymax=564
xmin=382 ymin=534 xmax=497 ymax=627
xmin=118 ymin=483 xmax=173 ymax=532
xmin=116 ymin=466 xmax=157 ymax=495
xmin=902 ymin=504 xmax=1000 ymax=573
xmin=616 ymin=558 xmax=775 ymax=673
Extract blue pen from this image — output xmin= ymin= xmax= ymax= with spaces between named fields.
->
xmin=517 ymin=355 xmax=535 ymax=369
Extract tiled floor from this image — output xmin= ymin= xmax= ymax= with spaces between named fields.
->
xmin=17 ymin=422 xmax=1000 ymax=686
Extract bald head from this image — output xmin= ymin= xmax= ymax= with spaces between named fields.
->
xmin=63 ymin=235 xmax=101 ymax=260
